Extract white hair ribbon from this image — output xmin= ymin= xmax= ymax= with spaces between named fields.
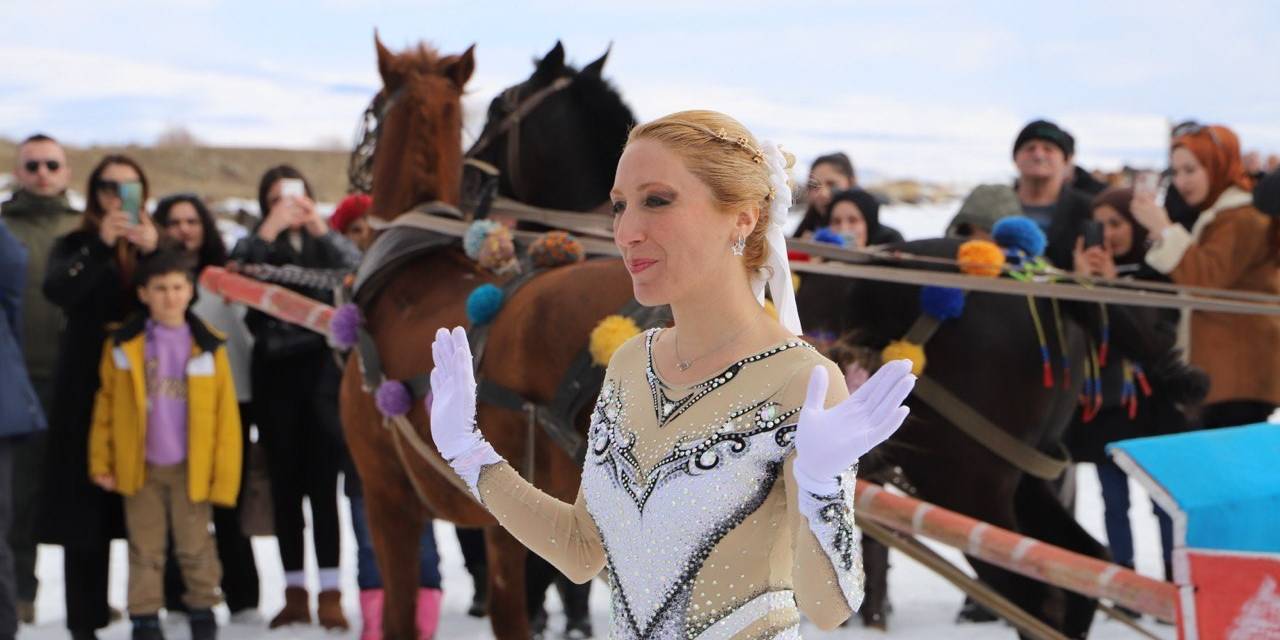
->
xmin=754 ymin=140 xmax=803 ymax=336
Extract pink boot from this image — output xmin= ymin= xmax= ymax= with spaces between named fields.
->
xmin=359 ymin=589 xmax=385 ymax=640
xmin=416 ymin=588 xmax=443 ymax=640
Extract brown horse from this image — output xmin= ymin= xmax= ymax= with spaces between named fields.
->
xmin=339 ymin=38 xmax=637 ymax=639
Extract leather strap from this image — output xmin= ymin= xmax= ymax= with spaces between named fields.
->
xmin=912 ymin=375 xmax=1070 ymax=480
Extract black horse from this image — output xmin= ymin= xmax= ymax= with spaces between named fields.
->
xmin=468 ymin=41 xmax=634 ymax=212
xmin=797 ymin=238 xmax=1111 ymax=638
xmin=459 ymin=40 xmax=636 ymax=637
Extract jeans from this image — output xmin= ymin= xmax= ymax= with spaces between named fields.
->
xmin=1096 ymin=459 xmax=1173 ymax=573
xmin=349 ymin=493 xmax=441 ymax=590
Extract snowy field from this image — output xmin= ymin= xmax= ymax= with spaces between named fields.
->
xmin=22 ymin=463 xmax=1177 ymax=639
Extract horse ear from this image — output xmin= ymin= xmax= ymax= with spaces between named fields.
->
xmin=445 ymin=44 xmax=476 ymax=90
xmin=582 ymin=43 xmax=611 ymax=78
xmin=375 ymin=31 xmax=397 ymax=86
xmin=535 ymin=40 xmax=566 ymax=79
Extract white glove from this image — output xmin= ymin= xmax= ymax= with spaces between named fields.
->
xmin=429 ymin=326 xmax=502 ymax=497
xmin=793 ymin=359 xmax=915 ymax=496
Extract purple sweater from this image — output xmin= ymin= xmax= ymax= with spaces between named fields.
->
xmin=144 ymin=321 xmax=190 ymax=465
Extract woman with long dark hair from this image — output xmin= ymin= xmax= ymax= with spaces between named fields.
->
xmin=230 ymin=166 xmax=358 ymax=631
xmin=39 ymin=154 xmax=157 ymax=640
xmin=153 ymin=193 xmax=262 ymax=622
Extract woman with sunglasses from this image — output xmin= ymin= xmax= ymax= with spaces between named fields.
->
xmin=1131 ymin=124 xmax=1280 ymax=429
xmin=38 ymin=154 xmax=158 ymax=640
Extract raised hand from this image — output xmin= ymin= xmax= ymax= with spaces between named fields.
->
xmin=793 ymin=359 xmax=915 ymax=494
xmin=428 ymin=326 xmax=501 ymax=494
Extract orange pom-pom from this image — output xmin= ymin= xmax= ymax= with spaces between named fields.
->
xmin=957 ymin=240 xmax=1006 ymax=278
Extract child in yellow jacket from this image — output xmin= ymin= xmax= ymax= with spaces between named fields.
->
xmin=89 ymin=249 xmax=241 ymax=640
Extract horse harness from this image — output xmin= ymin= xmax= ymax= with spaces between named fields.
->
xmin=465 ymin=76 xmax=574 ymax=203
xmin=890 ymin=309 xmax=1070 ymax=481
xmin=349 ymin=205 xmax=669 ymax=498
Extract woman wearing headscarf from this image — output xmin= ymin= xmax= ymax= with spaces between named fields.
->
xmin=1131 ymin=124 xmax=1280 ymax=428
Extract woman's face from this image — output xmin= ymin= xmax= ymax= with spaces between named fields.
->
xmin=1092 ymin=204 xmax=1133 ymax=257
xmin=95 ymin=163 xmax=141 ymax=213
xmin=611 ymin=138 xmax=752 ymax=307
xmin=1171 ymin=146 xmax=1211 ymax=208
xmin=164 ymin=201 xmax=205 ymax=252
xmin=806 ymin=162 xmax=852 ymax=215
xmin=345 ymin=216 xmax=374 ymax=252
xmin=828 ymin=201 xmax=867 ymax=248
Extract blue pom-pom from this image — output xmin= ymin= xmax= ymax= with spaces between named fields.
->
xmin=920 ymin=286 xmax=965 ymax=321
xmin=329 ymin=303 xmax=362 ymax=350
xmin=463 ymin=220 xmax=503 ymax=261
xmin=466 ymin=284 xmax=505 ymax=325
xmin=813 ymin=227 xmax=848 ymax=247
xmin=375 ymin=380 xmax=412 ymax=418
xmin=992 ymin=216 xmax=1047 ymax=258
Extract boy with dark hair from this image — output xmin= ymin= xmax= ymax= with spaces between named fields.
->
xmin=88 ymin=249 xmax=242 ymax=640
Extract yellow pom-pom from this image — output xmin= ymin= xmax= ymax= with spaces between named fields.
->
xmin=882 ymin=340 xmax=926 ymax=375
xmin=792 ymin=273 xmax=802 ymax=293
xmin=763 ymin=299 xmax=779 ymax=320
xmin=957 ymin=240 xmax=1006 ymax=278
xmin=589 ymin=315 xmax=641 ymax=366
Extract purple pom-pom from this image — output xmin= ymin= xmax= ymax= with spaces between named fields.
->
xmin=375 ymin=380 xmax=412 ymax=418
xmin=329 ymin=304 xmax=362 ymax=350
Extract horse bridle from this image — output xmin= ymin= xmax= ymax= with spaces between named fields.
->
xmin=351 ymin=75 xmax=574 ymax=204
xmin=464 ymin=75 xmax=574 ymax=202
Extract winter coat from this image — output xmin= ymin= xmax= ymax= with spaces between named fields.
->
xmin=0 ymin=190 xmax=82 ymax=384
xmin=88 ymin=312 xmax=242 ymax=507
xmin=230 ymin=229 xmax=357 ymax=361
xmin=0 ymin=219 xmax=47 ymax=438
xmin=1145 ymin=187 xmax=1280 ymax=407
xmin=36 ymin=230 xmax=142 ymax=546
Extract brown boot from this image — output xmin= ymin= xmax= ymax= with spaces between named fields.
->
xmin=317 ymin=590 xmax=350 ymax=631
xmin=269 ymin=587 xmax=312 ymax=628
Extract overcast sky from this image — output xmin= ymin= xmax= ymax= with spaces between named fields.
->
xmin=3 ymin=0 xmax=1277 ymax=182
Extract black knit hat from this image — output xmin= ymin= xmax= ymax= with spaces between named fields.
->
xmin=1013 ymin=120 xmax=1074 ymax=158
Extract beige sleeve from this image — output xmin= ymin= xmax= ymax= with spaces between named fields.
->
xmin=475 ymin=462 xmax=607 ymax=584
xmin=783 ymin=358 xmax=861 ymax=630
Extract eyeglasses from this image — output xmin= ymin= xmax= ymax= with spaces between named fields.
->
xmin=23 ymin=159 xmax=61 ymax=173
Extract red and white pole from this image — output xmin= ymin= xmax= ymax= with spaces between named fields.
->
xmin=855 ymin=480 xmax=1179 ymax=623
xmin=199 ymin=266 xmax=335 ymax=337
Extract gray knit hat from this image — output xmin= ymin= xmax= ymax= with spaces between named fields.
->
xmin=946 ymin=184 xmax=1023 ymax=238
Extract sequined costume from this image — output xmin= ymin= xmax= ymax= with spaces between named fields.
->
xmin=475 ymin=329 xmax=863 ymax=638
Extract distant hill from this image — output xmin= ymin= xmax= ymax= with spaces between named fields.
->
xmin=0 ymin=139 xmax=351 ymax=204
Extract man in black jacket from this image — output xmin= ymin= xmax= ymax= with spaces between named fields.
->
xmin=1012 ymin=120 xmax=1094 ymax=269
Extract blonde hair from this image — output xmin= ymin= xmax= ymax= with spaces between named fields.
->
xmin=626 ymin=110 xmax=795 ymax=273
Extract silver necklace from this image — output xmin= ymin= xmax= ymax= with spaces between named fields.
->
xmin=672 ymin=316 xmax=758 ymax=372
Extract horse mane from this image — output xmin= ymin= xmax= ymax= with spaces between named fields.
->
xmin=569 ymin=72 xmax=636 ymax=171
xmin=382 ymin=43 xmax=447 ymax=80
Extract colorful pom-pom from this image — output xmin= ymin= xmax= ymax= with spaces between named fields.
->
xmin=475 ymin=224 xmax=517 ymax=273
xmin=463 ymin=220 xmax=504 ymax=261
xmin=589 ymin=315 xmax=641 ymax=366
xmin=375 ymin=380 xmax=412 ymax=418
xmin=466 ymin=284 xmax=505 ymax=326
xmin=957 ymin=240 xmax=1006 ymax=278
xmin=329 ymin=303 xmax=362 ymax=350
xmin=529 ymin=231 xmax=586 ymax=269
xmin=992 ymin=216 xmax=1047 ymax=258
xmin=813 ymin=227 xmax=847 ymax=246
xmin=920 ymin=286 xmax=965 ymax=321
xmin=882 ymin=340 xmax=926 ymax=376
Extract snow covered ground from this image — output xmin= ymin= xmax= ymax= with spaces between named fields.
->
xmin=22 ymin=462 xmax=1177 ymax=639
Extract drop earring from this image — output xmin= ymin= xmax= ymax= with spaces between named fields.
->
xmin=732 ymin=234 xmax=746 ymax=257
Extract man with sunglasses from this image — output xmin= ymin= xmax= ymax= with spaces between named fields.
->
xmin=0 ymin=133 xmax=80 ymax=625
